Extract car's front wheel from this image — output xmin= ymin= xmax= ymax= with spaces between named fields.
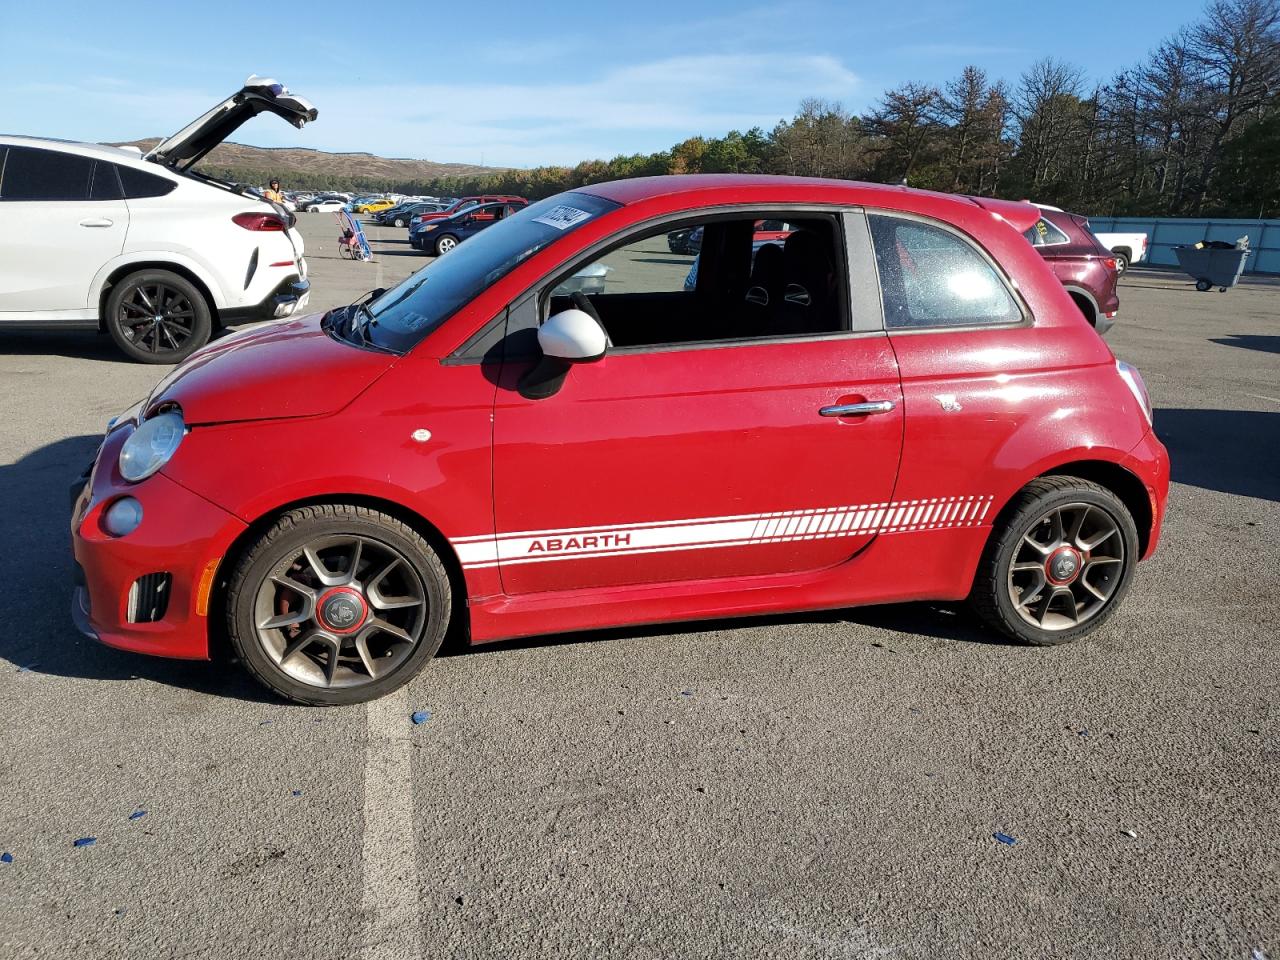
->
xmin=226 ymin=504 xmax=452 ymax=705
xmin=434 ymin=234 xmax=459 ymax=256
xmin=104 ymin=269 xmax=212 ymax=364
xmin=969 ymin=477 xmax=1138 ymax=646
xmin=393 ymin=217 xmax=406 ymax=227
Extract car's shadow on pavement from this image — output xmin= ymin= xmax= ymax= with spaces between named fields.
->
xmin=0 ymin=330 xmax=122 ymax=362
xmin=1155 ymin=407 xmax=1280 ymax=501
xmin=1209 ymin=334 xmax=1280 ymax=355
xmin=0 ymin=435 xmax=275 ymax=703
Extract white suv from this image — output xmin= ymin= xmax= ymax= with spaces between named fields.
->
xmin=0 ymin=76 xmax=316 ymax=363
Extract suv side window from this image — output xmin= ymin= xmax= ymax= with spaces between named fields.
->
xmin=1023 ymin=218 xmax=1070 ymax=247
xmin=0 ymin=146 xmax=93 ymax=201
xmin=545 ymin=213 xmax=847 ymax=349
xmin=868 ymin=214 xmax=1022 ymax=329
xmin=117 ymin=165 xmax=177 ymax=199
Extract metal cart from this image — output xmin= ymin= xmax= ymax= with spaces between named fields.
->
xmin=1173 ymin=244 xmax=1250 ymax=292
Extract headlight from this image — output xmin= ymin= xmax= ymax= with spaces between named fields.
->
xmin=119 ymin=411 xmax=186 ymax=483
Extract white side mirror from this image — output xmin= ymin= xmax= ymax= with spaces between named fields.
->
xmin=538 ymin=308 xmax=607 ymax=363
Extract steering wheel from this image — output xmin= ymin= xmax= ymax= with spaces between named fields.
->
xmin=570 ymin=291 xmax=602 ymax=326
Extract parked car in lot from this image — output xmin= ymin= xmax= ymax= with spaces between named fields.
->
xmin=374 ymin=200 xmax=446 ymax=227
xmin=1024 ymin=207 xmax=1120 ymax=334
xmin=354 ymin=198 xmax=395 ymax=214
xmin=0 ymin=75 xmax=315 ymax=363
xmin=1091 ymin=230 xmax=1149 ymax=273
xmin=71 ymin=175 xmax=1168 ymax=704
xmin=411 ymin=194 xmax=528 ymax=228
xmin=413 ymin=201 xmax=525 ymax=255
xmin=304 ymin=197 xmax=346 ymax=212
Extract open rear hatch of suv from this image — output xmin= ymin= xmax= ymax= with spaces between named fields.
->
xmin=144 ymin=75 xmax=318 ymax=171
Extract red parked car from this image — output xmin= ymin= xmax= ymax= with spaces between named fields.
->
xmin=412 ymin=194 xmax=527 ymax=226
xmin=71 ymin=176 xmax=1169 ymax=705
xmin=1025 ymin=206 xmax=1120 ymax=334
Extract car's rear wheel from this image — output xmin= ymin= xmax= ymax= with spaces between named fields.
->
xmin=105 ymin=270 xmax=211 ymax=364
xmin=393 ymin=217 xmax=406 ymax=227
xmin=226 ymin=505 xmax=452 ymax=705
xmin=969 ymin=477 xmax=1138 ymax=646
xmin=1113 ymin=252 xmax=1130 ymax=274
xmin=434 ymin=234 xmax=459 ymax=256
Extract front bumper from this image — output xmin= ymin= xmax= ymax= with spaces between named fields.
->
xmin=70 ymin=426 xmax=247 ymax=660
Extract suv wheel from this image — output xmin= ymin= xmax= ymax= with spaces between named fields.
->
xmin=969 ymin=477 xmax=1138 ymax=646
xmin=104 ymin=269 xmax=212 ymax=364
xmin=226 ymin=504 xmax=452 ymax=705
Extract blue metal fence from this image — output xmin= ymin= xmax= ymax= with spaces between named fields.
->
xmin=1087 ymin=216 xmax=1280 ymax=275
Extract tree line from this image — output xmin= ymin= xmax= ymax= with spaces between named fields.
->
xmin=203 ymin=0 xmax=1280 ymax=218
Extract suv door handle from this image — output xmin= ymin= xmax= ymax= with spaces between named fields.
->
xmin=819 ymin=400 xmax=896 ymax=417
xmin=79 ymin=218 xmax=114 ymax=228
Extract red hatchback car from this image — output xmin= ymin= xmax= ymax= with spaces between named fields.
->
xmin=71 ymin=176 xmax=1169 ymax=705
xmin=1025 ymin=206 xmax=1121 ymax=334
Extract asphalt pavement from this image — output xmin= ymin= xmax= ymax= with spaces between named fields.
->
xmin=1 ymin=214 xmax=1277 ymax=960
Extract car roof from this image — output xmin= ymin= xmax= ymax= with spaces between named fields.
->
xmin=574 ymin=174 xmax=1039 ymax=230
xmin=0 ymin=135 xmax=163 ymax=169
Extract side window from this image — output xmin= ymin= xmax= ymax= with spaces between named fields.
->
xmin=117 ymin=165 xmax=177 ymax=199
xmin=0 ymin=146 xmax=92 ymax=201
xmin=869 ymin=214 xmax=1022 ymax=330
xmin=91 ymin=161 xmax=124 ymax=200
xmin=1022 ymin=218 xmax=1069 ymax=247
xmin=546 ymin=214 xmax=847 ymax=349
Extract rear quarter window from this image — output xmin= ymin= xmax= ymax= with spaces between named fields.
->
xmin=869 ymin=214 xmax=1023 ymax=329
xmin=118 ymin=165 xmax=177 ymax=199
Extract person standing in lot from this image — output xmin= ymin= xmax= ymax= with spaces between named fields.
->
xmin=263 ymin=178 xmax=285 ymax=204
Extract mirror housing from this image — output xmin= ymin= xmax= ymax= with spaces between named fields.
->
xmin=518 ymin=308 xmax=608 ymax=399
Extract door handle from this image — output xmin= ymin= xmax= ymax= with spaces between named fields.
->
xmin=819 ymin=400 xmax=896 ymax=417
xmin=79 ymin=218 xmax=114 ymax=228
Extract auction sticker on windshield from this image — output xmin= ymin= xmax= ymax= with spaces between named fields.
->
xmin=532 ymin=205 xmax=594 ymax=230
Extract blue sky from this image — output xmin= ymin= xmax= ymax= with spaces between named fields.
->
xmin=2 ymin=0 xmax=1207 ymax=168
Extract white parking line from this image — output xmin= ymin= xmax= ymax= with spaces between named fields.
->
xmin=1245 ymin=393 xmax=1280 ymax=405
xmin=360 ymin=686 xmax=422 ymax=960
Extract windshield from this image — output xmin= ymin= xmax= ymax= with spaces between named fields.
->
xmin=364 ymin=192 xmax=620 ymax=353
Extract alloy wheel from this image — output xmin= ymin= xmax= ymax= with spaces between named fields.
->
xmin=253 ymin=535 xmax=428 ymax=689
xmin=1006 ymin=502 xmax=1125 ymax=631
xmin=116 ymin=282 xmax=196 ymax=355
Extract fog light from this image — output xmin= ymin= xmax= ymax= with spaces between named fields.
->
xmin=102 ymin=497 xmax=143 ymax=537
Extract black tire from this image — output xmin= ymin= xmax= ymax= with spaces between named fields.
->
xmin=969 ymin=477 xmax=1138 ymax=646
xmin=1113 ymin=252 xmax=1130 ymax=274
xmin=104 ymin=269 xmax=212 ymax=364
xmin=1195 ymin=278 xmax=1212 ymax=292
xmin=393 ymin=217 xmax=406 ymax=227
xmin=226 ymin=504 xmax=452 ymax=706
xmin=434 ymin=234 xmax=459 ymax=256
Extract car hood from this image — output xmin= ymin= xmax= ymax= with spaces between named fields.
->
xmin=146 ymin=312 xmax=397 ymax=426
xmin=145 ymin=75 xmax=318 ymax=171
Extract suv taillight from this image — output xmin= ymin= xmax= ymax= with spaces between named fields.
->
xmin=232 ymin=213 xmax=287 ymax=232
xmin=1116 ymin=360 xmax=1153 ymax=426
xmin=1101 ymin=257 xmax=1117 ymax=271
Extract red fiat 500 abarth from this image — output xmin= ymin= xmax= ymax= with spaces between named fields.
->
xmin=71 ymin=176 xmax=1169 ymax=705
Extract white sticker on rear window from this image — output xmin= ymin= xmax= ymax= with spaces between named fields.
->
xmin=531 ymin=205 xmax=593 ymax=231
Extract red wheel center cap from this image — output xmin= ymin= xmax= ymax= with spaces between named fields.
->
xmin=1045 ymin=547 xmax=1084 ymax=586
xmin=317 ymin=587 xmax=368 ymax=634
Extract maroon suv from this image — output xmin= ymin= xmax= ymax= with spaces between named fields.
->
xmin=1024 ymin=207 xmax=1119 ymax=334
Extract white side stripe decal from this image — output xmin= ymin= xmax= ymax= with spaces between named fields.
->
xmin=452 ymin=495 xmax=996 ymax=570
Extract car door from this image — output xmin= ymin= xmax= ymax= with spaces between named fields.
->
xmin=490 ymin=209 xmax=904 ymax=595
xmin=0 ymin=146 xmax=128 ymax=314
